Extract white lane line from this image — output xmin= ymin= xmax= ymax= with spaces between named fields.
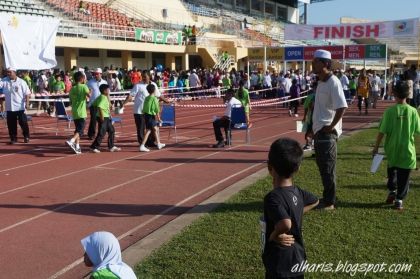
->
xmin=94 ymin=166 xmax=156 ymax=173
xmin=0 ymin=146 xmax=243 ymax=234
xmin=47 ymin=162 xmax=263 ymax=279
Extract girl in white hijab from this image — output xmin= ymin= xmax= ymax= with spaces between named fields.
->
xmin=81 ymin=231 xmax=137 ymax=279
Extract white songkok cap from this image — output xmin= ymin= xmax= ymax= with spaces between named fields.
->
xmin=314 ymin=49 xmax=331 ymax=60
xmin=6 ymin=67 xmax=16 ymax=72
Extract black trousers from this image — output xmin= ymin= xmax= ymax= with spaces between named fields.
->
xmin=134 ymin=114 xmax=155 ymax=146
xmin=213 ymin=117 xmax=230 ymax=142
xmin=387 ymin=167 xmax=411 ymax=200
xmin=134 ymin=114 xmax=145 ymax=144
xmin=90 ymin=117 xmax=114 ymax=149
xmin=7 ymin=110 xmax=30 ymax=141
xmin=357 ymin=95 xmax=369 ymax=111
xmin=314 ymin=130 xmax=338 ymax=206
xmin=289 ymin=100 xmax=299 ymax=115
xmin=87 ymin=106 xmax=98 ymax=139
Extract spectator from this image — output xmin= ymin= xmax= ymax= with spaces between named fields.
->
xmin=81 ymin=231 xmax=136 ymax=279
xmin=78 ymin=1 xmax=91 ymax=15
xmin=288 ymin=79 xmax=300 ymax=117
xmin=369 ymin=71 xmax=381 ymax=109
xmin=311 ymin=49 xmax=347 ymax=210
xmin=261 ymin=138 xmax=319 ymax=279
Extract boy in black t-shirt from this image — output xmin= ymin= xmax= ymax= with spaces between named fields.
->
xmin=262 ymin=138 xmax=319 ymax=279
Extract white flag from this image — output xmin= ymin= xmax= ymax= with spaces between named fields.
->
xmin=0 ymin=14 xmax=60 ymax=70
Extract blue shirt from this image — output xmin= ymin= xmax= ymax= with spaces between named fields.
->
xmin=87 ymin=78 xmax=107 ymax=107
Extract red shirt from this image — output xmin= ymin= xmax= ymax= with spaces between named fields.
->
xmin=131 ymin=72 xmax=141 ymax=85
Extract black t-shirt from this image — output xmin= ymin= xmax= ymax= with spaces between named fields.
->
xmin=261 ymin=185 xmax=318 ymax=278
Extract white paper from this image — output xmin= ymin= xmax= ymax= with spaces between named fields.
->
xmin=370 ymin=154 xmax=384 ymax=173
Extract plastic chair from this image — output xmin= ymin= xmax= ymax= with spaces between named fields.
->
xmin=160 ymin=104 xmax=177 ymax=143
xmin=225 ymin=106 xmax=251 ymax=146
xmin=55 ymin=99 xmax=73 ymax=135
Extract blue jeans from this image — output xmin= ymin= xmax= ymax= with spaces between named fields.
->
xmin=314 ymin=130 xmax=338 ymax=205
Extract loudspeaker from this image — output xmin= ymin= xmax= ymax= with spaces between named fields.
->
xmin=162 ymin=8 xmax=168 ymax=18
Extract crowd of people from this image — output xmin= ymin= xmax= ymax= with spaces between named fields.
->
xmin=1 ymin=49 xmax=419 ymax=278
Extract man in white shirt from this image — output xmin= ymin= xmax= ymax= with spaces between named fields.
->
xmin=122 ymin=71 xmax=169 ymax=149
xmin=369 ymin=71 xmax=381 ymax=108
xmin=87 ymin=68 xmax=107 ymax=139
xmin=0 ymin=68 xmax=31 ymax=144
xmin=212 ymin=89 xmax=242 ymax=148
xmin=188 ymin=69 xmax=201 ymax=100
xmin=338 ymin=70 xmax=350 ymax=101
xmin=311 ymin=50 xmax=348 ymax=210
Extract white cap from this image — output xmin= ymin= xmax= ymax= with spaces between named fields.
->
xmin=94 ymin=68 xmax=102 ymax=74
xmin=6 ymin=67 xmax=16 ymax=72
xmin=78 ymin=68 xmax=85 ymax=72
xmin=314 ymin=49 xmax=331 ymax=60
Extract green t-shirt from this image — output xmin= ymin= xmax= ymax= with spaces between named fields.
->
xmin=222 ymin=77 xmax=231 ymax=88
xmin=23 ymin=75 xmax=33 ymax=90
xmin=303 ymin=93 xmax=315 ymax=125
xmin=349 ymin=79 xmax=357 ymax=90
xmin=235 ymin=88 xmax=250 ymax=107
xmin=53 ymin=81 xmax=65 ymax=93
xmin=48 ymin=76 xmax=56 ymax=92
xmin=69 ymin=83 xmax=89 ymax=120
xmin=142 ymin=95 xmax=160 ymax=115
xmin=94 ymin=94 xmax=111 ymax=118
xmin=379 ymin=104 xmax=420 ymax=169
xmin=90 ymin=267 xmax=119 ymax=279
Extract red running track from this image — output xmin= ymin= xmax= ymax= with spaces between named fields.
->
xmin=0 ymin=98 xmax=389 ymax=278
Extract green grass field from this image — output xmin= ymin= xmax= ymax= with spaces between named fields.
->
xmin=135 ymin=126 xmax=420 ymax=279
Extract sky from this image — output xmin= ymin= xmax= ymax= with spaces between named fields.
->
xmin=307 ymin=0 xmax=420 ymax=24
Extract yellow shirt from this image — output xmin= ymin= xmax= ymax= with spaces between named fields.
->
xmin=357 ymin=77 xmax=369 ymax=98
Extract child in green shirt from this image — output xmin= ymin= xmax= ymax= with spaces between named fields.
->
xmin=66 ymin=71 xmax=89 ymax=154
xmin=140 ymin=83 xmax=165 ymax=152
xmin=90 ymin=84 xmax=121 ymax=153
xmin=235 ymin=80 xmax=252 ymax=127
xmin=53 ymin=74 xmax=65 ymax=94
xmin=373 ymin=80 xmax=420 ymax=210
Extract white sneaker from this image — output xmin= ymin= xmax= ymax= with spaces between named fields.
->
xmin=91 ymin=148 xmax=101 ymax=153
xmin=139 ymin=145 xmax=150 ymax=152
xmin=157 ymin=143 xmax=166 ymax=150
xmin=294 ymin=114 xmax=299 ymax=117
xmin=66 ymin=140 xmax=76 ymax=153
xmin=109 ymin=146 xmax=121 ymax=152
xmin=75 ymin=147 xmax=82 ymax=154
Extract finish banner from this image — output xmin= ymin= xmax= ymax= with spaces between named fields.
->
xmin=135 ymin=28 xmax=182 ymax=45
xmin=284 ymin=18 xmax=418 ymax=40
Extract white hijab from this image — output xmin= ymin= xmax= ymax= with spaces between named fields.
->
xmin=81 ymin=231 xmax=137 ymax=279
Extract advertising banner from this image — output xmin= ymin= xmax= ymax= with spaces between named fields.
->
xmin=135 ymin=28 xmax=182 ymax=45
